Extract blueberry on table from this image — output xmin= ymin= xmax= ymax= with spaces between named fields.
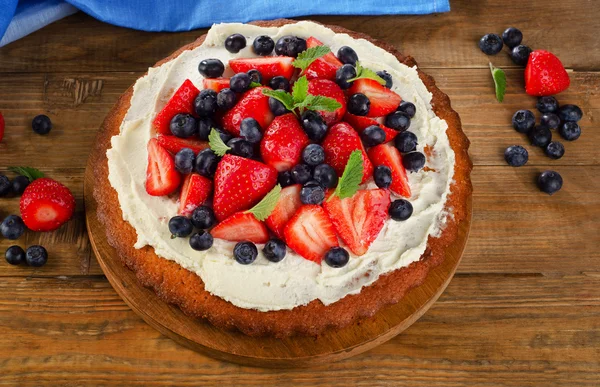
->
xmin=11 ymin=175 xmax=30 ymax=195
xmin=1 ymin=215 xmax=25 ymax=240
xmin=512 ymin=109 xmax=536 ymax=133
xmin=269 ymin=76 xmax=290 ymax=91
xmin=191 ymin=205 xmax=216 ymax=229
xmin=194 ymin=89 xmax=218 ymax=117
xmin=5 ymin=246 xmax=25 ymax=266
xmin=25 ymin=245 xmax=48 ymax=267
xmin=263 ymin=239 xmax=286 ymax=263
xmin=397 ymin=101 xmax=416 ymax=118
xmin=394 ymin=131 xmax=418 ymax=153
xmin=337 ymin=46 xmax=358 ymax=66
xmin=253 ymin=35 xmax=275 ymax=56
xmin=291 ymin=164 xmax=312 ymax=185
xmin=558 ymin=104 xmax=583 ymax=122
xmin=225 ymin=33 xmax=246 ymax=53
xmin=274 ymin=36 xmax=306 ymax=57
xmin=227 ymin=137 xmax=254 ymax=158
xmin=302 ymin=144 xmax=326 ymax=166
xmin=197 ymin=117 xmax=216 ymax=141
xmin=376 ymin=70 xmax=393 ymax=89
xmin=240 ymin=118 xmax=262 ymax=144
xmin=538 ymin=171 xmax=563 ymax=195
xmin=385 ymin=111 xmax=411 ymax=132
xmin=478 ymin=33 xmax=503 ymax=55
xmin=170 ymin=113 xmax=197 ymax=138
xmin=373 ymin=165 xmax=392 ymax=189
xmin=268 ymin=97 xmax=289 ymax=116
xmin=247 ymin=69 xmax=263 ymax=84
xmin=558 ymin=122 xmax=581 ymax=141
xmin=278 ymin=170 xmax=295 ymax=188
xmin=234 ymin=241 xmax=258 ymax=265
xmin=536 ymin=96 xmax=559 ymax=113
xmin=198 ymin=58 xmax=225 ymax=78
xmin=324 ymin=247 xmax=350 ymax=268
xmin=402 ymin=152 xmax=426 ymax=172
xmin=229 ymin=73 xmax=251 ymax=93
xmin=502 ymin=27 xmax=523 ymax=48
xmin=389 ymin=199 xmax=413 ymax=221
xmin=301 ymin=110 xmax=328 ymax=142
xmin=528 ymin=126 xmax=552 ymax=147
xmin=540 ymin=113 xmax=561 ymax=129
xmin=360 ymin=125 xmax=386 ymax=147
xmin=217 ymin=88 xmax=237 ymax=111
xmin=347 ymin=93 xmax=370 ymax=116
xmin=510 ymin=45 xmax=532 ymax=66
xmin=335 ymin=64 xmax=357 ymax=90
xmin=0 ymin=175 xmax=11 ymax=197
xmin=545 ymin=141 xmax=565 ymax=159
xmin=32 ymin=114 xmax=52 ymax=135
xmin=189 ymin=231 xmax=214 ymax=251
xmin=168 ymin=216 xmax=193 ymax=238
xmin=300 ymin=180 xmax=325 ymax=205
xmin=313 ymin=164 xmax=338 ymax=189
xmin=174 ymin=148 xmax=196 ymax=174
xmin=504 ymin=145 xmax=529 ymax=167
xmin=194 ymin=149 xmax=219 ymax=178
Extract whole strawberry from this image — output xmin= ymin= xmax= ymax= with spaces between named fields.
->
xmin=20 ymin=178 xmax=76 ymax=232
xmin=525 ymin=50 xmax=570 ymax=96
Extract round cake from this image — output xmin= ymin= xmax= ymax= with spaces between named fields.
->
xmin=93 ymin=19 xmax=472 ymax=337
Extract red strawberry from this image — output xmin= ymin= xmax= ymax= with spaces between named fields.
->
xmin=284 ymin=205 xmax=338 ymax=263
xmin=222 ymin=87 xmax=274 ymax=136
xmin=213 ymin=154 xmax=278 ymax=221
xmin=260 ymin=113 xmax=310 ymax=172
xmin=525 ymin=49 xmax=570 ymax=96
xmin=211 ymin=212 xmax=269 ymax=244
xmin=20 ymin=178 xmax=76 ymax=232
xmin=307 ymin=79 xmax=346 ymax=125
xmin=156 ymin=135 xmax=208 ymax=155
xmin=304 ymin=36 xmax=342 ymax=81
xmin=321 ymin=122 xmax=373 ymax=183
xmin=348 ymin=78 xmax=401 ymax=117
xmin=265 ymin=184 xmax=302 ymax=239
xmin=178 ymin=173 xmax=212 ymax=216
xmin=368 ymin=143 xmax=411 ymax=197
xmin=323 ymin=189 xmax=390 ymax=256
xmin=229 ymin=57 xmax=295 ymax=80
xmin=0 ymin=111 xmax=4 ymax=143
xmin=153 ymin=79 xmax=199 ymax=135
xmin=343 ymin=113 xmax=398 ymax=142
xmin=145 ymin=138 xmax=182 ymax=196
xmin=203 ymin=78 xmax=230 ymax=92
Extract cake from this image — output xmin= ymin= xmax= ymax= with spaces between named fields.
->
xmin=93 ymin=19 xmax=472 ymax=337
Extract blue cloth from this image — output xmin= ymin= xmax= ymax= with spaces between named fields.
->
xmin=0 ymin=0 xmax=450 ymax=47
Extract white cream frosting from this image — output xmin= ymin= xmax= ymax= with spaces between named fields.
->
xmin=106 ymin=21 xmax=456 ymax=312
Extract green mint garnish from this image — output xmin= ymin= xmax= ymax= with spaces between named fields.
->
xmin=291 ymin=75 xmax=308 ymax=104
xmin=346 ymin=61 xmax=386 ymax=85
xmin=208 ymin=129 xmax=231 ymax=157
xmin=8 ymin=166 xmax=44 ymax=182
xmin=249 ymin=81 xmax=262 ymax=88
xmin=246 ymin=184 xmax=281 ymax=221
xmin=489 ymin=62 xmax=506 ymax=102
xmin=329 ymin=150 xmax=364 ymax=201
xmin=261 ymin=75 xmax=341 ymax=116
xmin=262 ymin=88 xmax=295 ymax=111
xmin=292 ymin=46 xmax=331 ymax=71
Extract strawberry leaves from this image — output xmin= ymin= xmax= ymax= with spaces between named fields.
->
xmin=292 ymin=46 xmax=331 ymax=71
xmin=489 ymin=62 xmax=507 ymax=102
xmin=262 ymin=75 xmax=341 ymax=115
xmin=8 ymin=166 xmax=44 ymax=182
xmin=347 ymin=61 xmax=386 ymax=86
xmin=329 ymin=150 xmax=364 ymax=201
xmin=246 ymin=184 xmax=281 ymax=221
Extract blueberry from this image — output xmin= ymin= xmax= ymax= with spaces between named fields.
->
xmin=1 ymin=215 xmax=25 ymax=240
xmin=247 ymin=69 xmax=262 ymax=84
xmin=240 ymin=118 xmax=262 ymax=144
xmin=225 ymin=33 xmax=246 ymax=53
xmin=32 ymin=114 xmax=52 ymax=135
xmin=402 ymin=152 xmax=426 ymax=172
xmin=347 ymin=93 xmax=370 ymax=116
xmin=268 ymin=97 xmax=289 ymax=116
xmin=337 ymin=46 xmax=358 ymax=66
xmin=558 ymin=104 xmax=583 ymax=122
xmin=269 ymin=76 xmax=290 ymax=91
xmin=168 ymin=216 xmax=193 ymax=238
xmin=217 ymin=88 xmax=237 ymax=110
xmin=540 ymin=113 xmax=561 ymax=129
xmin=274 ymin=36 xmax=306 ymax=57
xmin=194 ymin=149 xmax=219 ymax=178
xmin=479 ymin=33 xmax=503 ymax=55
xmin=174 ymin=148 xmax=195 ymax=174
xmin=397 ymin=101 xmax=416 ymax=118
xmin=213 ymin=127 xmax=233 ymax=144
xmin=373 ymin=165 xmax=392 ymax=189
xmin=385 ymin=111 xmax=411 ymax=132
xmin=11 ymin=175 xmax=30 ymax=195
xmin=291 ymin=164 xmax=312 ymax=185
xmin=502 ymin=27 xmax=523 ymax=48
xmin=234 ymin=241 xmax=258 ymax=264
xmin=191 ymin=205 xmax=216 ymax=229
xmin=229 ymin=73 xmax=251 ymax=93
xmin=197 ymin=117 xmax=216 ymax=140
xmin=227 ymin=137 xmax=254 ymax=158
xmin=360 ymin=125 xmax=386 ymax=147
xmin=0 ymin=175 xmax=11 ymax=197
xmin=253 ymin=35 xmax=275 ymax=56
xmin=512 ymin=109 xmax=536 ymax=133
xmin=335 ymin=64 xmax=357 ymax=90
xmin=324 ymin=247 xmax=350 ymax=268
xmin=510 ymin=45 xmax=532 ymax=66
xmin=170 ymin=113 xmax=197 ymax=138
xmin=189 ymin=231 xmax=214 ymax=251
xmin=394 ymin=131 xmax=418 ymax=153
xmin=198 ymin=58 xmax=225 ymax=78
xmin=528 ymin=126 xmax=552 ymax=147
xmin=389 ymin=199 xmax=413 ymax=221
xmin=376 ymin=70 xmax=393 ymax=88
xmin=301 ymin=110 xmax=328 ymax=142
xmin=504 ymin=145 xmax=528 ymax=167
xmin=194 ymin=89 xmax=218 ymax=116
xmin=545 ymin=141 xmax=565 ymax=159
xmin=536 ymin=96 xmax=559 ymax=114
xmin=278 ymin=170 xmax=295 ymax=187
xmin=263 ymin=238 xmax=286 ymax=263
xmin=25 ymin=245 xmax=48 ymax=267
xmin=300 ymin=180 xmax=325 ymax=205
xmin=5 ymin=246 xmax=25 ymax=265
xmin=313 ymin=164 xmax=338 ymax=189
xmin=302 ymin=144 xmax=325 ymax=166
xmin=559 ymin=122 xmax=581 ymax=141
xmin=538 ymin=171 xmax=563 ymax=195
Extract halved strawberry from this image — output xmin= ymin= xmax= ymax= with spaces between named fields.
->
xmin=321 ymin=122 xmax=373 ymax=183
xmin=284 ymin=205 xmax=338 ymax=263
xmin=307 ymin=79 xmax=346 ymax=125
xmin=265 ymin=184 xmax=302 ymax=239
xmin=20 ymin=178 xmax=76 ymax=232
xmin=368 ymin=143 xmax=411 ymax=197
xmin=156 ymin=135 xmax=209 ymax=155
xmin=343 ymin=113 xmax=398 ymax=142
xmin=145 ymin=138 xmax=182 ymax=196
xmin=525 ymin=49 xmax=570 ymax=96
xmin=213 ymin=154 xmax=278 ymax=221
xmin=212 ymin=212 xmax=270 ymax=244
xmin=178 ymin=173 xmax=212 ymax=216
xmin=304 ymin=37 xmax=342 ymax=81
xmin=347 ymin=78 xmax=401 ymax=117
xmin=203 ymin=78 xmax=230 ymax=92
xmin=260 ymin=113 xmax=310 ymax=172
xmin=229 ymin=57 xmax=295 ymax=80
xmin=222 ymin=87 xmax=274 ymax=136
xmin=153 ymin=79 xmax=199 ymax=135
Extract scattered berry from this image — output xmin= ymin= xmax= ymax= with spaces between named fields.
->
xmin=337 ymin=46 xmax=358 ymax=66
xmin=194 ymin=149 xmax=219 ymax=178
xmin=394 ymin=131 xmax=418 ymax=153
xmin=217 ymin=88 xmax=237 ymax=110
xmin=504 ymin=145 xmax=529 ymax=167
xmin=373 ymin=165 xmax=392 ymax=189
xmin=368 ymin=143 xmax=410 ymax=197
xmin=203 ymin=77 xmax=230 ymax=92
xmin=198 ymin=58 xmax=225 ymax=78
xmin=291 ymin=164 xmax=312 ymax=185
xmin=300 ymin=180 xmax=325 ymax=205
xmin=376 ymin=70 xmax=393 ymax=89
xmin=1 ymin=215 xmax=25 ymax=240
xmin=304 ymin=37 xmax=343 ymax=81
xmin=347 ymin=93 xmax=370 ymax=116
xmin=545 ymin=141 xmax=565 ymax=159
xmin=32 ymin=115 xmax=52 ymax=135
xmin=284 ymin=205 xmax=338 ymax=263
xmin=153 ymin=79 xmax=199 ymax=134
xmin=274 ymin=35 xmax=307 ymax=57
xmin=397 ymin=101 xmax=416 ymax=118
xmin=335 ymin=64 xmax=357 ymax=90
xmin=265 ymin=184 xmax=302 ymax=239
xmin=247 ymin=69 xmax=262 ymax=84
xmin=178 ymin=173 xmax=212 ymax=216
xmin=313 ymin=164 xmax=338 ymax=189
xmin=11 ymin=175 xmax=30 ymax=195
xmin=302 ymin=144 xmax=326 ymax=166
xmin=212 ymin=212 xmax=269 ymax=243
xmin=191 ymin=205 xmax=216 ymax=229
xmin=174 ymin=148 xmax=195 ymax=174
xmin=263 ymin=239 xmax=286 ymax=263
xmin=510 ymin=45 xmax=532 ymax=66
xmin=389 ymin=199 xmax=413 ymax=221
xmin=229 ymin=57 xmax=294 ymax=81
xmin=536 ymin=96 xmax=559 ymax=113
xmin=558 ymin=122 xmax=581 ymax=141
xmin=227 ymin=137 xmax=254 ymax=158
xmin=307 ymin=79 xmax=347 ymax=125
xmin=512 ymin=109 xmax=536 ymax=133
xmin=558 ymin=104 xmax=583 ymax=122
xmin=189 ymin=231 xmax=214 ymax=251
xmin=197 ymin=117 xmax=216 ymax=141
xmin=169 ymin=114 xmax=197 ymax=138
xmin=230 ymin=72 xmax=251 ymax=93
xmin=402 ymin=151 xmax=426 ymax=172
xmin=478 ymin=33 xmax=503 ymax=55
xmin=222 ymin=87 xmax=274 ymax=136
xmin=5 ymin=246 xmax=25 ymax=265
xmin=146 ymin=138 xmax=181 ymax=196
xmin=322 ymin=122 xmax=373 ymax=184
xmin=0 ymin=175 xmax=10 ymax=197
xmin=385 ymin=111 xmax=411 ymax=132
xmin=268 ymin=97 xmax=289 ymax=116
xmin=168 ymin=216 xmax=193 ymax=238
xmin=156 ymin=134 xmax=208 ymax=155
xmin=253 ymin=35 xmax=275 ymax=56
xmin=234 ymin=241 xmax=258 ymax=264
xmin=194 ymin=89 xmax=218 ymax=116
xmin=348 ymin=78 xmax=400 ymax=117
xmin=269 ymin=76 xmax=290 ymax=91
xmin=225 ymin=33 xmax=246 ymax=53
xmin=540 ymin=113 xmax=561 ymax=129
xmin=301 ymin=110 xmax=328 ymax=142
xmin=239 ymin=117 xmax=262 ymax=144
xmin=502 ymin=27 xmax=523 ymax=48
xmin=360 ymin=125 xmax=386 ymax=147
xmin=25 ymin=245 xmax=47 ymax=267
xmin=261 ymin=113 xmax=309 ymax=171
xmin=525 ymin=50 xmax=570 ymax=96
xmin=538 ymin=171 xmax=563 ymax=195
xmin=324 ymin=247 xmax=350 ymax=268
xmin=20 ymin=178 xmax=76 ymax=232
xmin=277 ymin=170 xmax=294 ymax=188
xmin=528 ymin=125 xmax=552 ymax=147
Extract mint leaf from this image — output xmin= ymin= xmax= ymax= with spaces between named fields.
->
xmin=330 ymin=150 xmax=364 ymax=200
xmin=292 ymin=76 xmax=308 ymax=105
xmin=8 ymin=166 xmax=44 ymax=182
xmin=208 ymin=129 xmax=230 ymax=157
xmin=299 ymin=95 xmax=342 ymax=113
xmin=292 ymin=46 xmax=330 ymax=71
xmin=489 ymin=62 xmax=506 ymax=102
xmin=261 ymin=89 xmax=295 ymax=111
xmin=249 ymin=81 xmax=262 ymax=88
xmin=347 ymin=61 xmax=386 ymax=85
xmin=247 ymin=184 xmax=281 ymax=221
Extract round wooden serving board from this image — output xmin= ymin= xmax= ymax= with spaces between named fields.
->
xmin=84 ymin=154 xmax=471 ymax=367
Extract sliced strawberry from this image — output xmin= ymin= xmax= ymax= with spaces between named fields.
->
xmin=304 ymin=37 xmax=342 ymax=81
xmin=213 ymin=154 xmax=278 ymax=221
xmin=368 ymin=143 xmax=411 ymax=197
xmin=153 ymin=79 xmax=199 ymax=135
xmin=324 ymin=189 xmax=390 ymax=256
xmin=178 ymin=173 xmax=212 ymax=216
xmin=156 ymin=135 xmax=209 ymax=155
xmin=343 ymin=113 xmax=398 ymax=142
xmin=284 ymin=205 xmax=338 ymax=264
xmin=20 ymin=178 xmax=76 ymax=232
xmin=145 ymin=138 xmax=182 ymax=196
xmin=348 ymin=78 xmax=401 ymax=117
xmin=222 ymin=87 xmax=274 ymax=136
xmin=321 ymin=122 xmax=373 ymax=184
xmin=260 ymin=113 xmax=310 ymax=172
xmin=265 ymin=184 xmax=302 ymax=239
xmin=307 ymin=79 xmax=346 ymax=125
xmin=212 ymin=212 xmax=270 ymax=244
xmin=525 ymin=49 xmax=570 ymax=96
xmin=229 ymin=57 xmax=295 ymax=81
xmin=203 ymin=78 xmax=230 ymax=92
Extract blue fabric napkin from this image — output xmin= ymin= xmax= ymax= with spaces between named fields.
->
xmin=0 ymin=0 xmax=450 ymax=47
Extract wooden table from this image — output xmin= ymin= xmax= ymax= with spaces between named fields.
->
xmin=0 ymin=0 xmax=598 ymax=385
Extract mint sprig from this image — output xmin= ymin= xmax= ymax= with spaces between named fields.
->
xmin=208 ymin=129 xmax=231 ymax=157
xmin=262 ymin=89 xmax=295 ymax=111
xmin=347 ymin=61 xmax=386 ymax=86
xmin=246 ymin=184 xmax=281 ymax=221
xmin=292 ymin=46 xmax=330 ymax=71
xmin=489 ymin=62 xmax=506 ymax=102
xmin=8 ymin=166 xmax=44 ymax=182
xmin=328 ymin=150 xmax=364 ymax=201
xmin=249 ymin=81 xmax=262 ymax=88
xmin=261 ymin=75 xmax=341 ymax=116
